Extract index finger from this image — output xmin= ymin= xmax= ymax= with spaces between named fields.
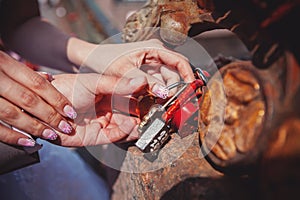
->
xmin=142 ymin=48 xmax=195 ymax=83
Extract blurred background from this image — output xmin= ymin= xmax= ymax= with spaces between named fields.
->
xmin=38 ymin=0 xmax=249 ymax=72
xmin=38 ymin=0 xmax=147 ymax=43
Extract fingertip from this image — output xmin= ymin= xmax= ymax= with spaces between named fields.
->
xmin=17 ymin=138 xmax=36 ymax=147
xmin=58 ymin=120 xmax=73 ymax=134
xmin=186 ymin=76 xmax=196 ymax=83
xmin=151 ymin=83 xmax=169 ymax=99
xmin=131 ymin=125 xmax=141 ymax=138
xmin=183 ymin=65 xmax=196 ymax=83
xmin=180 ymin=68 xmax=195 ymax=83
xmin=42 ymin=129 xmax=58 ymax=140
xmin=63 ymin=105 xmax=78 ymax=119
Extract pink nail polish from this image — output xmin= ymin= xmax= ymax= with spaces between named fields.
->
xmin=64 ymin=105 xmax=77 ymax=119
xmin=17 ymin=138 xmax=35 ymax=147
xmin=152 ymin=84 xmax=169 ymax=99
xmin=42 ymin=129 xmax=58 ymax=140
xmin=58 ymin=120 xmax=72 ymax=134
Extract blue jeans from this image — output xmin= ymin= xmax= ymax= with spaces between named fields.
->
xmin=0 ymin=140 xmax=110 ymax=200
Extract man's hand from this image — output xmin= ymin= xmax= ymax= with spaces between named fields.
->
xmin=67 ymin=38 xmax=195 ymax=97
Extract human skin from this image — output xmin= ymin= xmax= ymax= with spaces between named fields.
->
xmin=50 ymin=73 xmax=147 ymax=147
xmin=0 ymin=51 xmax=77 ymax=147
xmin=0 ymin=0 xmax=195 ymax=148
xmin=0 ymin=38 xmax=195 ymax=147
xmin=66 ymin=38 xmax=195 ymax=96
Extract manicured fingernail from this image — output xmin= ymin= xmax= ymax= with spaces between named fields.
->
xmin=130 ymin=77 xmax=146 ymax=86
xmin=42 ymin=129 xmax=58 ymax=140
xmin=58 ymin=120 xmax=72 ymax=134
xmin=152 ymin=84 xmax=169 ymax=99
xmin=64 ymin=105 xmax=77 ymax=119
xmin=17 ymin=138 xmax=35 ymax=147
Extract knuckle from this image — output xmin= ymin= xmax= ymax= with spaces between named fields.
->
xmin=30 ymin=73 xmax=48 ymax=90
xmin=53 ymin=93 xmax=67 ymax=108
xmin=28 ymin=120 xmax=44 ymax=135
xmin=46 ymin=110 xmax=60 ymax=124
xmin=20 ymin=91 xmax=38 ymax=107
xmin=0 ymin=130 xmax=13 ymax=144
xmin=0 ymin=106 xmax=19 ymax=119
xmin=0 ymin=122 xmax=22 ymax=145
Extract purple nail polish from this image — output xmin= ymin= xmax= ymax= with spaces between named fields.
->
xmin=17 ymin=138 xmax=35 ymax=147
xmin=42 ymin=129 xmax=58 ymax=140
xmin=152 ymin=84 xmax=169 ymax=99
xmin=58 ymin=120 xmax=73 ymax=134
xmin=64 ymin=105 xmax=77 ymax=119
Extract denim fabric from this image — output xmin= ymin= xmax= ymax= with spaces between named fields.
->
xmin=0 ymin=140 xmax=110 ymax=200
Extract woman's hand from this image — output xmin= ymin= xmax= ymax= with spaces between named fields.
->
xmin=67 ymin=38 xmax=195 ymax=97
xmin=0 ymin=51 xmax=77 ymax=147
xmin=51 ymin=73 xmax=147 ymax=146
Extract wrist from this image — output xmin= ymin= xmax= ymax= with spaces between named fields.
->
xmin=66 ymin=37 xmax=97 ymax=67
